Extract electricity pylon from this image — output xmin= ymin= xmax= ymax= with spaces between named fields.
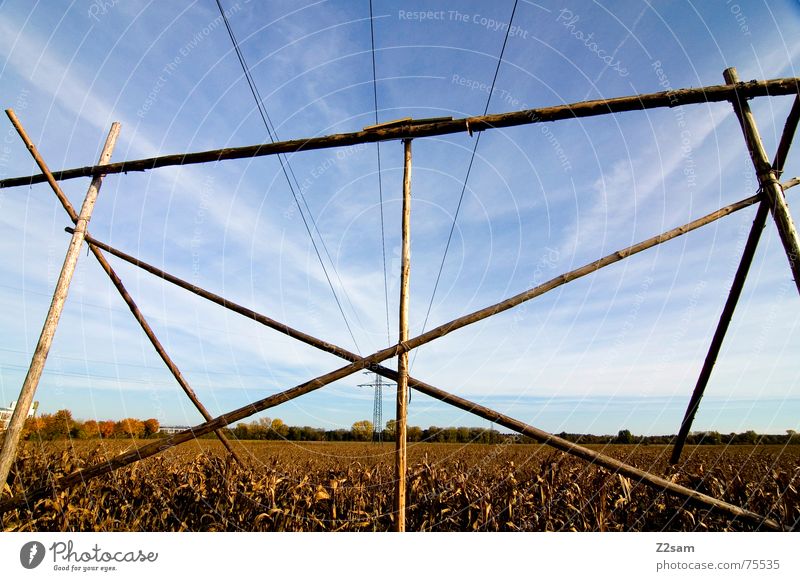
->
xmin=357 ymin=371 xmax=392 ymax=442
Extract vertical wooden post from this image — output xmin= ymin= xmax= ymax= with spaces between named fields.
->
xmin=4 ymin=110 xmax=243 ymax=466
xmin=671 ymin=94 xmax=800 ymax=464
xmin=394 ymin=139 xmax=412 ymax=531
xmin=0 ymin=119 xmax=120 ymax=490
xmin=723 ymin=67 xmax=800 ymax=294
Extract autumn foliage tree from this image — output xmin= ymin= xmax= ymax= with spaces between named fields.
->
xmin=116 ymin=418 xmax=145 ymax=439
xmin=98 ymin=420 xmax=116 ymax=439
xmin=81 ymin=420 xmax=100 ymax=439
xmin=351 ymin=420 xmax=373 ymax=441
xmin=143 ymin=418 xmax=160 ymax=437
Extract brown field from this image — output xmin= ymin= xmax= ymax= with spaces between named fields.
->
xmin=1 ymin=440 xmax=798 ymax=532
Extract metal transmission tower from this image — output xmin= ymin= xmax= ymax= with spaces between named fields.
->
xmin=358 ymin=371 xmax=392 ymax=442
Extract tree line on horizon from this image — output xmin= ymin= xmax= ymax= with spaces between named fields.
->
xmin=15 ymin=409 xmax=800 ymax=445
xmin=19 ymin=409 xmax=160 ymax=440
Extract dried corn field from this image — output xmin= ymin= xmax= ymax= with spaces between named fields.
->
xmin=1 ymin=441 xmax=797 ymax=532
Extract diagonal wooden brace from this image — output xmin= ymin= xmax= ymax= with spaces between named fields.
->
xmin=3 ymin=110 xmax=243 ymax=467
xmin=15 ymin=189 xmax=796 ymax=529
xmin=724 ymin=67 xmax=800 ymax=294
xmin=671 ymin=91 xmax=800 ymax=464
xmin=0 ymin=118 xmax=120 ymax=490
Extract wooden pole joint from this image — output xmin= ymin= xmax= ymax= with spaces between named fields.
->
xmin=3 ymin=71 xmax=798 ymax=530
xmin=0 ymin=114 xmax=121 ymax=490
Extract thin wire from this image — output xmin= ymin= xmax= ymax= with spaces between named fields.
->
xmin=412 ymin=0 xmax=519 ymax=368
xmin=214 ymin=0 xmax=362 ymax=353
xmin=369 ymin=0 xmax=391 ymax=346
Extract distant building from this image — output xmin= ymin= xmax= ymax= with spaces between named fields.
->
xmin=158 ymin=425 xmax=191 ymax=435
xmin=0 ymin=401 xmax=39 ymax=432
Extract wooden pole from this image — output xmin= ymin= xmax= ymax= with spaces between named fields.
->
xmin=670 ymin=94 xmax=800 ymax=464
xmin=394 ymin=139 xmax=412 ymax=532
xmin=4 ymin=110 xmax=243 ymax=466
xmin=87 ymin=250 xmax=245 ymax=465
xmin=0 ymin=117 xmax=120 ymax=491
xmin=724 ymin=67 xmax=800 ymax=294
xmin=2 ymin=77 xmax=798 ymax=190
xmin=1 ymin=355 xmax=781 ymax=531
xmin=772 ymin=96 xmax=800 ymax=179
xmin=5 ymin=187 xmax=794 ymax=527
xmin=72 ymin=181 xmax=797 ymax=443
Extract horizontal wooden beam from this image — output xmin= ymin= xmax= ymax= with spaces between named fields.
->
xmin=2 ymin=77 xmax=798 ymax=190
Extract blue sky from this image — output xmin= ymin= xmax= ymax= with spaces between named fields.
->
xmin=0 ymin=0 xmax=798 ymax=435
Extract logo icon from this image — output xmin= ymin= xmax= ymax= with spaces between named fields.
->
xmin=20 ymin=541 xmax=46 ymax=569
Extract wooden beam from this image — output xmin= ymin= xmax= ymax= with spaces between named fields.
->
xmin=1 ymin=77 xmax=798 ymax=190
xmin=0 ymin=115 xmax=120 ymax=490
xmin=394 ymin=139 xmax=412 ymax=532
xmin=70 ymin=182 xmax=796 ymax=412
xmin=86 ymin=247 xmax=245 ymax=466
xmin=670 ymin=93 xmax=800 ymax=464
xmin=72 ymin=188 xmax=786 ymax=394
xmin=13 ymin=186 xmax=794 ymax=525
xmin=724 ymin=67 xmax=800 ymax=294
xmin=403 ymin=374 xmax=780 ymax=529
xmin=2 ymin=110 xmax=244 ymax=466
xmin=772 ymin=96 xmax=800 ymax=178
xmin=74 ymin=172 xmax=799 ymax=363
xmin=1 ymin=346 xmax=781 ymax=530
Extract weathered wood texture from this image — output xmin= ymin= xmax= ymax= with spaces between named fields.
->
xmin=724 ymin=68 xmax=800 ymax=294
xmin=1 ymin=110 xmax=243 ymax=466
xmin=2 ymin=74 xmax=795 ymax=531
xmin=73 ymin=183 xmax=795 ymax=399
xmin=670 ymin=93 xmax=800 ymax=464
xmin=0 ymin=357 xmax=781 ymax=530
xmin=394 ymin=139 xmax=412 ymax=532
xmin=3 ymin=187 xmax=791 ymax=527
xmin=1 ymin=77 xmax=797 ymax=190
xmin=0 ymin=116 xmax=120 ymax=490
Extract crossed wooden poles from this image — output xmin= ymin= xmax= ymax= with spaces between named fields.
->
xmin=0 ymin=68 xmax=798 ymax=531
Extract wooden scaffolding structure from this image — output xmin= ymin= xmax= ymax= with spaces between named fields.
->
xmin=0 ymin=67 xmax=798 ymax=531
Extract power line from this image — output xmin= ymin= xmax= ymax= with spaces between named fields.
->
xmin=369 ymin=0 xmax=391 ymax=346
xmin=413 ymin=0 xmax=519 ymax=368
xmin=213 ymin=0 xmax=363 ymax=354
